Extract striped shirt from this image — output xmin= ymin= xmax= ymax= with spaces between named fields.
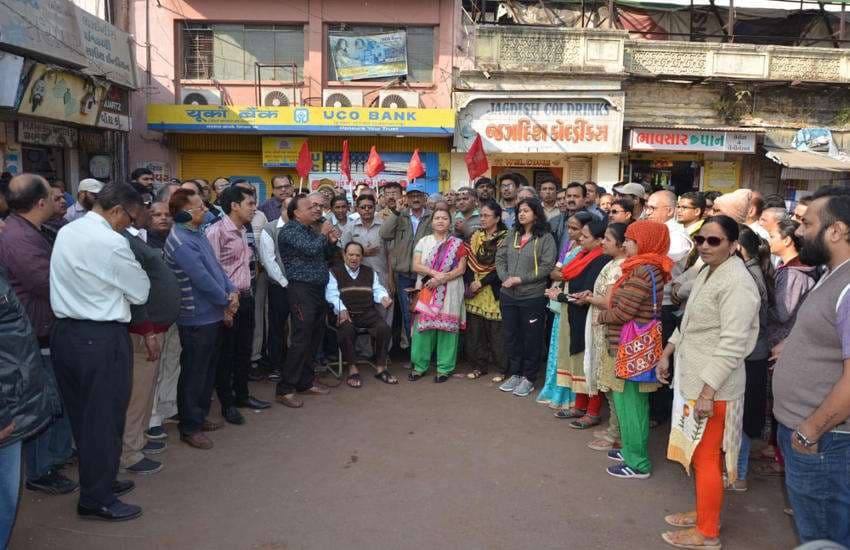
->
xmin=596 ymin=264 xmax=664 ymax=354
xmin=205 ymin=214 xmax=252 ymax=292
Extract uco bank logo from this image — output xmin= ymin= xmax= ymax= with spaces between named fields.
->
xmin=294 ymin=108 xmax=309 ymax=124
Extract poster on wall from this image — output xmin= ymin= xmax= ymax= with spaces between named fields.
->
xmin=138 ymin=161 xmax=170 ymax=185
xmin=0 ymin=52 xmax=25 ymax=108
xmin=328 ymin=30 xmax=408 ymax=81
xmin=703 ymin=160 xmax=740 ymax=194
xmin=18 ymin=64 xmax=107 ymax=127
xmin=262 ymin=137 xmax=307 ymax=167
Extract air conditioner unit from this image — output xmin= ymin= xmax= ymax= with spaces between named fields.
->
xmin=179 ymin=88 xmax=222 ymax=105
xmin=322 ymin=90 xmax=363 ymax=108
xmin=379 ymin=90 xmax=419 ymax=109
xmin=260 ymin=87 xmax=300 ymax=107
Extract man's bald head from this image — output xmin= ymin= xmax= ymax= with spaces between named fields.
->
xmin=7 ymin=173 xmax=50 ymax=214
xmin=646 ymin=190 xmax=677 ymax=223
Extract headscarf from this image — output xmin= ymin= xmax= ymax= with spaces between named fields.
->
xmin=713 ymin=189 xmax=751 ymax=224
xmin=612 ymin=220 xmax=673 ymax=292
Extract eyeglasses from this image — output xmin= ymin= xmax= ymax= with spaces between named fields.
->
xmin=694 ymin=235 xmax=727 ymax=247
xmin=610 ymin=208 xmax=626 ymax=215
xmin=274 ymin=185 xmax=292 ymax=191
xmin=677 ymin=205 xmax=698 ymax=210
xmin=121 ymin=206 xmax=136 ymax=224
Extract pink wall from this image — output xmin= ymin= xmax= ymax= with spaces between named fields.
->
xmin=128 ymin=0 xmax=458 ymax=173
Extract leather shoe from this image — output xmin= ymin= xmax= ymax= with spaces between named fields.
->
xmin=201 ymin=419 xmax=223 ymax=432
xmin=299 ymin=384 xmax=330 ymax=396
xmin=235 ymin=396 xmax=271 ymax=410
xmin=180 ymin=432 xmax=213 ymax=450
xmin=112 ymin=480 xmax=135 ymax=498
xmin=78 ymin=500 xmax=142 ymax=522
xmin=276 ymin=393 xmax=303 ymax=408
xmin=223 ymin=406 xmax=245 ymax=425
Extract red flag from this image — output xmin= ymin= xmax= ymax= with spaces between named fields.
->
xmin=296 ymin=140 xmax=312 ymax=179
xmin=406 ymin=148 xmax=425 ymax=182
xmin=464 ymin=133 xmax=489 ymax=180
xmin=340 ymin=140 xmax=351 ymax=182
xmin=365 ymin=145 xmax=384 ymax=178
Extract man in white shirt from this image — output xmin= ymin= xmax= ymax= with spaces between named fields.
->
xmin=325 ymin=241 xmax=396 ymax=388
xmin=50 ymin=183 xmax=150 ymax=522
xmin=259 ymin=199 xmax=290 ymax=382
xmin=63 ymin=178 xmax=102 ymax=223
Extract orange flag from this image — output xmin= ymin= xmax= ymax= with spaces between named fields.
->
xmin=406 ymin=148 xmax=425 ymax=181
xmin=296 ymin=139 xmax=312 ymax=179
xmin=464 ymin=133 xmax=489 ymax=180
xmin=365 ymin=145 xmax=384 ymax=178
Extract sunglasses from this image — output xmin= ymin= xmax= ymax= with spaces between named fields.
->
xmin=694 ymin=235 xmax=726 ymax=247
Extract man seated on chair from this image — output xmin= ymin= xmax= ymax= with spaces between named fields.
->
xmin=325 ymin=241 xmax=397 ymax=388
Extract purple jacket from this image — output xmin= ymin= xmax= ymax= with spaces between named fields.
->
xmin=0 ymin=214 xmax=55 ymax=343
xmin=258 ymin=197 xmax=283 ymax=223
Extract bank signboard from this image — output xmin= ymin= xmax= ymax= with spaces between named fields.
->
xmin=629 ymin=128 xmax=756 ymax=153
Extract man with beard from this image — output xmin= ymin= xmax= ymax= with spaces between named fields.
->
xmin=377 ymin=182 xmax=402 ymax=222
xmin=772 ymin=185 xmax=850 ymax=547
xmin=539 ymin=176 xmax=560 ymax=221
xmin=130 ymin=168 xmax=156 ymax=205
xmin=64 ymin=178 xmax=102 ymax=223
xmin=473 ymin=177 xmax=496 ymax=202
xmin=497 ymin=173 xmax=521 ymax=229
xmin=550 ymin=182 xmax=592 ymax=250
xmin=453 ymin=186 xmax=480 ymax=241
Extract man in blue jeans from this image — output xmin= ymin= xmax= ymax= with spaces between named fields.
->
xmin=772 ymin=185 xmax=850 ymax=546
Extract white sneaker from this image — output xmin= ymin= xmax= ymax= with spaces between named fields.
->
xmin=499 ymin=375 xmax=521 ymax=392
xmin=512 ymin=377 xmax=534 ymax=397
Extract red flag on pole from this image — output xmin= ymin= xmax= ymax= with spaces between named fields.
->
xmin=295 ymin=140 xmax=311 ymax=193
xmin=464 ymin=133 xmax=489 ymax=180
xmin=365 ymin=145 xmax=384 ymax=178
xmin=340 ymin=140 xmax=351 ymax=182
xmin=406 ymin=148 xmax=425 ymax=182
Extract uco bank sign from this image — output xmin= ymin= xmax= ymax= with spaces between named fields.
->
xmin=457 ymin=97 xmax=624 ymax=154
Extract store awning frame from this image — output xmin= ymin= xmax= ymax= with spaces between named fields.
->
xmin=765 ymin=146 xmax=850 ymax=172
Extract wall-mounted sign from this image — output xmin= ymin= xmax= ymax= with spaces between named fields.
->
xmin=329 ymin=30 xmax=408 ymax=81
xmin=0 ymin=52 xmax=25 ymax=108
xmin=261 ymin=137 xmax=307 ymax=167
xmin=18 ymin=120 xmax=78 ymax=148
xmin=0 ymin=0 xmax=138 ymax=88
xmin=97 ymin=85 xmax=130 ymax=131
xmin=456 ymin=98 xmax=624 ymax=154
xmin=148 ymin=105 xmax=455 ymax=136
xmin=703 ymin=160 xmax=741 ymax=194
xmin=18 ymin=64 xmax=107 ymax=127
xmin=629 ymin=128 xmax=757 ymax=153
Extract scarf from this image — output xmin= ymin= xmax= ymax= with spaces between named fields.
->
xmin=466 ymin=229 xmax=506 ymax=274
xmin=612 ymin=220 xmax=673 ymax=293
xmin=561 ymin=246 xmax=604 ymax=281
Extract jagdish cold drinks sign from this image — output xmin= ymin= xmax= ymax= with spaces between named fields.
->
xmin=456 ymin=96 xmax=623 ymax=154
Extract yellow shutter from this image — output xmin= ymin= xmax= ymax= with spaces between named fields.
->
xmin=179 ymin=151 xmax=296 ymax=198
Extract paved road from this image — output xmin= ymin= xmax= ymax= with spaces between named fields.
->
xmin=10 ymin=366 xmax=797 ymax=550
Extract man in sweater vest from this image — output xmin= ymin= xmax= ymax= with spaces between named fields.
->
xmin=325 ymin=242 xmax=396 ymax=388
xmin=773 ymin=185 xmax=850 ymax=546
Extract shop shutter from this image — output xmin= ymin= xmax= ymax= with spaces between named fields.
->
xmin=179 ymin=151 xmax=296 ymax=199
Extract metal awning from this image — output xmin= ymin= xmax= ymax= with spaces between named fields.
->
xmin=765 ymin=146 xmax=850 ymax=180
xmin=629 ymin=125 xmax=765 ymax=132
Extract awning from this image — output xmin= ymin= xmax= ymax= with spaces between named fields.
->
xmin=147 ymin=105 xmax=454 ymax=137
xmin=765 ymin=146 xmax=850 ymax=180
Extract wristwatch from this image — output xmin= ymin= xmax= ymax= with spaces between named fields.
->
xmin=794 ymin=430 xmax=818 ymax=449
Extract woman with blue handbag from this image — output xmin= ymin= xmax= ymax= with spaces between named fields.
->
xmin=596 ymin=220 xmax=671 ymax=480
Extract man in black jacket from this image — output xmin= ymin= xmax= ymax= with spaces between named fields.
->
xmin=0 ymin=269 xmax=62 ymax=547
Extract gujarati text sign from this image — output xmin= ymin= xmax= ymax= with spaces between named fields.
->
xmin=629 ymin=129 xmax=756 ymax=153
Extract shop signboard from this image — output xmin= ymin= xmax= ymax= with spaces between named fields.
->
xmin=18 ymin=64 xmax=108 ymax=127
xmin=329 ymin=30 xmax=408 ymax=81
xmin=261 ymin=137 xmax=307 ymax=167
xmin=456 ymin=98 xmax=623 ymax=154
xmin=148 ymin=105 xmax=455 ymax=136
xmin=97 ymin=85 xmax=131 ymax=131
xmin=629 ymin=128 xmax=756 ymax=153
xmin=0 ymin=0 xmax=138 ymax=89
xmin=703 ymin=160 xmax=741 ymax=194
xmin=18 ymin=119 xmax=78 ymax=148
xmin=0 ymin=52 xmax=25 ymax=108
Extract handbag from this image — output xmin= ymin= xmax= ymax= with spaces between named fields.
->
xmin=615 ymin=267 xmax=661 ymax=383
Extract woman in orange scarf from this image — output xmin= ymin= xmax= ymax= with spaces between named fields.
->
xmin=597 ymin=220 xmax=672 ymax=480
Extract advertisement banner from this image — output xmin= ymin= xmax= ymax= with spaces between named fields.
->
xmin=97 ymin=85 xmax=131 ymax=131
xmin=629 ymin=128 xmax=756 ymax=153
xmin=148 ymin=105 xmax=454 ymax=136
xmin=262 ymin=137 xmax=307 ymax=167
xmin=18 ymin=64 xmax=108 ymax=127
xmin=703 ymin=160 xmax=741 ymax=194
xmin=329 ymin=31 xmax=408 ymax=81
xmin=456 ymin=98 xmax=624 ymax=154
xmin=18 ymin=120 xmax=79 ymax=148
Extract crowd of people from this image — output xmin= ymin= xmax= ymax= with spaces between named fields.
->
xmin=0 ymin=166 xmax=848 ymax=549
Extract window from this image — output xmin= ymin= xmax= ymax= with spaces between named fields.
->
xmin=327 ymin=25 xmax=434 ymax=83
xmin=181 ymin=23 xmax=304 ymax=81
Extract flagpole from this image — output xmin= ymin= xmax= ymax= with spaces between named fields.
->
xmin=299 ymin=176 xmax=304 ymax=194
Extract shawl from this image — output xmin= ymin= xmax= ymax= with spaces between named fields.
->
xmin=613 ymin=220 xmax=673 ymax=293
xmin=416 ymin=235 xmax=467 ymax=332
xmin=561 ymin=246 xmax=604 ymax=281
xmin=466 ymin=229 xmax=506 ymax=275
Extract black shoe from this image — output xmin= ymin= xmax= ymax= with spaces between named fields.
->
xmin=268 ymin=370 xmax=282 ymax=382
xmin=112 ymin=479 xmax=135 ymax=497
xmin=55 ymin=450 xmax=79 ymax=469
xmin=247 ymin=367 xmax=266 ymax=382
xmin=164 ymin=413 xmax=180 ymax=425
xmin=234 ymin=396 xmax=271 ymax=410
xmin=142 ymin=440 xmax=167 ymax=455
xmin=222 ymin=406 xmax=245 ymax=425
xmin=122 ymin=457 xmax=163 ymax=475
xmin=145 ymin=426 xmax=167 ymax=440
xmin=77 ymin=500 xmax=142 ymax=522
xmin=25 ymin=470 xmax=79 ymax=495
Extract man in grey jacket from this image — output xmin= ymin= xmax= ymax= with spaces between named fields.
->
xmin=379 ymin=181 xmax=432 ymax=349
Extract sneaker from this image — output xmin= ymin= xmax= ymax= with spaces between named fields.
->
xmin=164 ymin=414 xmax=180 ymax=424
xmin=512 ymin=378 xmax=534 ymax=397
xmin=25 ymin=470 xmax=79 ymax=495
xmin=607 ymin=449 xmax=624 ymax=462
xmin=268 ymin=370 xmax=282 ymax=382
xmin=499 ymin=375 xmax=521 ymax=392
xmin=145 ymin=426 xmax=167 ymax=440
xmin=607 ymin=463 xmax=650 ymax=480
xmin=142 ymin=440 xmax=167 ymax=455
xmin=122 ymin=457 xmax=163 ymax=475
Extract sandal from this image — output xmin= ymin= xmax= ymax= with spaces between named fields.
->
xmin=569 ymin=415 xmax=602 ymax=430
xmin=346 ymin=373 xmax=362 ymax=389
xmin=661 ymin=527 xmax=721 ymax=550
xmin=665 ymin=511 xmax=697 ymax=528
xmin=434 ymin=374 xmax=450 ymax=383
xmin=587 ymin=438 xmax=618 ymax=452
xmin=491 ymin=374 xmax=505 ymax=383
xmin=467 ymin=369 xmax=487 ymax=380
xmin=725 ymin=480 xmax=748 ymax=493
xmin=374 ymin=370 xmax=398 ymax=385
xmin=554 ymin=408 xmax=586 ymax=420
xmin=752 ymin=462 xmax=784 ymax=477
xmin=407 ymin=372 xmax=424 ymax=382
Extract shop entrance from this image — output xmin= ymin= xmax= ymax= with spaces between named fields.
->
xmin=491 ymin=166 xmax=564 ymax=188
xmin=22 ymin=146 xmax=64 ymax=183
xmin=628 ymin=156 xmax=700 ymax=195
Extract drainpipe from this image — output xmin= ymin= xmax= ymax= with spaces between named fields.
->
xmin=146 ymin=0 xmax=152 ymax=88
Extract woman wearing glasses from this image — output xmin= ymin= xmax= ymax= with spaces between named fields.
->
xmin=657 ymin=215 xmax=760 ymax=550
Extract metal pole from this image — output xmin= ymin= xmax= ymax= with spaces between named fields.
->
xmin=608 ymin=0 xmax=615 ymax=29
xmin=841 ymin=3 xmax=847 ymax=47
xmin=728 ymin=0 xmax=735 ymax=43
